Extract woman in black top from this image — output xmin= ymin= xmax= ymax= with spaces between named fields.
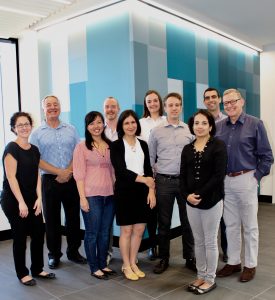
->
xmin=180 ymin=109 xmax=227 ymax=295
xmin=1 ymin=112 xmax=55 ymax=286
xmin=110 ymin=110 xmax=156 ymax=281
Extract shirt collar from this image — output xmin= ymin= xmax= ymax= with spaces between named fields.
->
xmin=226 ymin=112 xmax=245 ymax=125
xmin=163 ymin=117 xmax=185 ymax=128
xmin=41 ymin=120 xmax=66 ymax=129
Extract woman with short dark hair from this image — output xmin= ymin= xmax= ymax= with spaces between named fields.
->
xmin=1 ymin=112 xmax=55 ymax=286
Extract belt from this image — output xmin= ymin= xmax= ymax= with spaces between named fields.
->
xmin=227 ymin=170 xmax=251 ymax=177
xmin=157 ymin=173 xmax=180 ymax=179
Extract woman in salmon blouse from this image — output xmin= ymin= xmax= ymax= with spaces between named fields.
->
xmin=73 ymin=111 xmax=116 ymax=280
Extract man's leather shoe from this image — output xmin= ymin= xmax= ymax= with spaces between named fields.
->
xmin=48 ymin=258 xmax=60 ymax=269
xmin=67 ymin=252 xmax=87 ymax=264
xmin=217 ymin=263 xmax=242 ymax=277
xmin=148 ymin=247 xmax=158 ymax=261
xmin=153 ymin=258 xmax=169 ymax=274
xmin=185 ymin=258 xmax=197 ymax=272
xmin=239 ymin=267 xmax=256 ymax=282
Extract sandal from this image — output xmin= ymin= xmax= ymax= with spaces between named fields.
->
xmin=121 ymin=266 xmax=139 ymax=281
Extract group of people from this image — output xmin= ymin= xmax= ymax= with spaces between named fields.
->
xmin=1 ymin=88 xmax=273 ymax=295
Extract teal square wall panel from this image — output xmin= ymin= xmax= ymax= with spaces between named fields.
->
xmin=86 ymin=14 xmax=135 ymax=113
xmin=70 ymin=82 xmax=87 ymax=138
xmin=236 ymin=52 xmax=246 ymax=71
xmin=166 ymin=23 xmax=196 ymax=82
xmin=246 ymin=92 xmax=260 ymax=118
xmin=183 ymin=81 xmax=196 ymax=121
xmin=253 ymin=55 xmax=260 ymax=75
xmin=208 ymin=39 xmax=219 ymax=88
xmin=133 ymin=41 xmax=149 ymax=105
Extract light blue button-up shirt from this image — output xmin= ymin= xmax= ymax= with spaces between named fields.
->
xmin=30 ymin=121 xmax=80 ymax=174
xmin=148 ymin=118 xmax=194 ymax=175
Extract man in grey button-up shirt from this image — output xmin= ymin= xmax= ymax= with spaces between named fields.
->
xmin=148 ymin=92 xmax=195 ymax=274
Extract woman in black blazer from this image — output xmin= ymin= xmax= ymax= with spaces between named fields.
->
xmin=110 ymin=110 xmax=155 ymax=281
xmin=180 ymin=109 xmax=227 ymax=295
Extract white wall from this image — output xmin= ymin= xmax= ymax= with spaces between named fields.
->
xmin=260 ymin=44 xmax=275 ymax=202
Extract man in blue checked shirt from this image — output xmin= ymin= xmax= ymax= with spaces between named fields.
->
xmin=30 ymin=95 xmax=86 ymax=269
xmin=216 ymin=88 xmax=273 ymax=282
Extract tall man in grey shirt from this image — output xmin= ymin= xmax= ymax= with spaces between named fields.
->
xmin=148 ymin=92 xmax=195 ymax=274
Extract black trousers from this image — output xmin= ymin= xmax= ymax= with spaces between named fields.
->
xmin=220 ymin=216 xmax=228 ymax=254
xmin=42 ymin=175 xmax=81 ymax=259
xmin=156 ymin=174 xmax=194 ymax=259
xmin=2 ymin=206 xmax=44 ymax=280
xmin=147 ymin=207 xmax=158 ymax=248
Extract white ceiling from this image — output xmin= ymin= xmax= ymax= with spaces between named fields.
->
xmin=0 ymin=0 xmax=274 ymax=50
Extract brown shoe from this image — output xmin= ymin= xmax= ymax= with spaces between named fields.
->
xmin=239 ymin=267 xmax=256 ymax=282
xmin=216 ymin=264 xmax=242 ymax=277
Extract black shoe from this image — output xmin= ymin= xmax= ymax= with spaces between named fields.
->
xmin=153 ymin=258 xmax=169 ymax=274
xmin=148 ymin=247 xmax=158 ymax=261
xmin=20 ymin=278 xmax=36 ymax=286
xmin=67 ymin=252 xmax=87 ymax=264
xmin=186 ymin=258 xmax=197 ymax=272
xmin=223 ymin=253 xmax=228 ymax=263
xmin=48 ymin=258 xmax=60 ymax=269
xmin=33 ymin=272 xmax=56 ymax=279
xmin=91 ymin=272 xmax=109 ymax=280
xmin=101 ymin=269 xmax=117 ymax=275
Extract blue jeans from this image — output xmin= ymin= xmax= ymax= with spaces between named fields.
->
xmin=81 ymin=196 xmax=115 ymax=273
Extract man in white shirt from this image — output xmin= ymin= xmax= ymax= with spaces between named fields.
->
xmin=103 ymin=96 xmax=120 ymax=264
xmin=104 ymin=97 xmax=120 ymax=141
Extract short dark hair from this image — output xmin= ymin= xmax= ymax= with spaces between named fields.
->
xmin=203 ymin=87 xmax=221 ymax=99
xmin=10 ymin=112 xmax=33 ymax=135
xmin=142 ymin=90 xmax=164 ymax=118
xmin=84 ymin=111 xmax=110 ymax=150
xmin=117 ymin=110 xmax=141 ymax=139
xmin=163 ymin=92 xmax=182 ymax=106
xmin=188 ymin=109 xmax=216 ymax=136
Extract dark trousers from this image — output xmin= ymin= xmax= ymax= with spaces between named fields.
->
xmin=220 ymin=216 xmax=228 ymax=254
xmin=42 ymin=175 xmax=81 ymax=259
xmin=156 ymin=174 xmax=194 ymax=259
xmin=2 ymin=206 xmax=44 ymax=280
xmin=147 ymin=207 xmax=158 ymax=248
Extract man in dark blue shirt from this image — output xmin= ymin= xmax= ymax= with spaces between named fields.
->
xmin=216 ymin=88 xmax=273 ymax=282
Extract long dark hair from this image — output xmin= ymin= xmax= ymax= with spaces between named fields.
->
xmin=84 ymin=111 xmax=110 ymax=150
xmin=142 ymin=90 xmax=164 ymax=118
xmin=117 ymin=110 xmax=141 ymax=139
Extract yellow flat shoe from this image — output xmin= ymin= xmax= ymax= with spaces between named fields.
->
xmin=131 ymin=264 xmax=145 ymax=278
xmin=121 ymin=266 xmax=139 ymax=281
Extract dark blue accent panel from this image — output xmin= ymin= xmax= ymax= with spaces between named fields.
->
xmin=208 ymin=39 xmax=219 ymax=87
xmin=70 ymin=82 xmax=87 ymax=138
xmin=183 ymin=81 xmax=196 ymax=121
xmin=166 ymin=24 xmax=196 ymax=82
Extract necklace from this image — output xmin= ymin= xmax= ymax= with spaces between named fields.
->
xmin=92 ymin=141 xmax=107 ymax=157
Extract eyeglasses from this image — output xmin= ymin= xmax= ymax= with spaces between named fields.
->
xmin=15 ymin=123 xmax=31 ymax=129
xmin=223 ymin=99 xmax=240 ymax=107
xmin=204 ymin=95 xmax=218 ymax=100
